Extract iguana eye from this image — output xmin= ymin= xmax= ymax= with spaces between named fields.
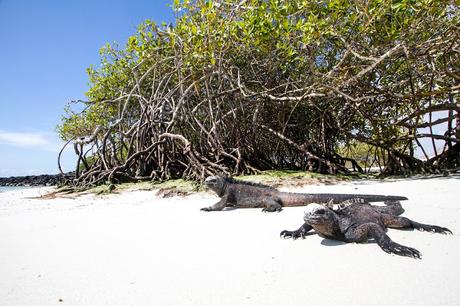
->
xmin=316 ymin=209 xmax=325 ymax=215
xmin=205 ymin=177 xmax=217 ymax=183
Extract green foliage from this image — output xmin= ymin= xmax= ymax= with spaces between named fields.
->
xmin=338 ymin=141 xmax=387 ymax=169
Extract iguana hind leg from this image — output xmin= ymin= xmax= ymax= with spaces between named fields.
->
xmin=280 ymin=223 xmax=313 ymax=240
xmin=382 ymin=214 xmax=452 ymax=234
xmin=345 ymin=222 xmax=421 ymax=258
xmin=372 ymin=200 xmax=405 ymax=216
xmin=261 ymin=198 xmax=283 ymax=212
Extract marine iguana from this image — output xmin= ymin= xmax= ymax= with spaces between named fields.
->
xmin=200 ymin=175 xmax=408 ymax=212
xmin=280 ymin=200 xmax=452 ymax=258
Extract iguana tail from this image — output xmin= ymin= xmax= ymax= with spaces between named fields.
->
xmin=280 ymin=193 xmax=408 ymax=207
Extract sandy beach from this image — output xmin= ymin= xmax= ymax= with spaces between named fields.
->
xmin=0 ymin=176 xmax=459 ymax=306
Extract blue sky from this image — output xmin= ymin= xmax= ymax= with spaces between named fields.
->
xmin=0 ymin=0 xmax=173 ymax=176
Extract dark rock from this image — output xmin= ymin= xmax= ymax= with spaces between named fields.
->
xmin=0 ymin=173 xmax=74 ymax=187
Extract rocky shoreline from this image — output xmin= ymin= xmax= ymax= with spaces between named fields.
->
xmin=0 ymin=174 xmax=66 ymax=187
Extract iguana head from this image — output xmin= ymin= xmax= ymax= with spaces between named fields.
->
xmin=204 ymin=175 xmax=226 ymax=196
xmin=303 ymin=204 xmax=339 ymax=237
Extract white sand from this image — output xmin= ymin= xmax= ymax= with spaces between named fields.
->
xmin=0 ymin=176 xmax=459 ymax=306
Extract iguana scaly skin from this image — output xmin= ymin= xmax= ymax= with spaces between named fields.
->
xmin=280 ymin=200 xmax=452 ymax=258
xmin=200 ymin=175 xmax=408 ymax=212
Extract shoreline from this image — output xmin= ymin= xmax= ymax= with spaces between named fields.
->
xmin=0 ymin=186 xmax=37 ymax=192
xmin=1 ymin=176 xmax=459 ymax=305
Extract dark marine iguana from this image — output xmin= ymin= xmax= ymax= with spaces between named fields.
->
xmin=200 ymin=175 xmax=408 ymax=212
xmin=280 ymin=200 xmax=452 ymax=258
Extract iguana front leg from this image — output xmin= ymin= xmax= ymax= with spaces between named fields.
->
xmin=280 ymin=223 xmax=313 ymax=239
xmin=382 ymin=214 xmax=452 ymax=234
xmin=201 ymin=195 xmax=229 ymax=212
xmin=345 ymin=222 xmax=421 ymax=258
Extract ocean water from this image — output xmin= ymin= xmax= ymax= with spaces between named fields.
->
xmin=0 ymin=186 xmax=29 ymax=193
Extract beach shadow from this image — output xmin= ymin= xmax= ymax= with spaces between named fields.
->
xmin=320 ymin=239 xmax=347 ymax=247
xmin=223 ymin=207 xmax=238 ymax=211
xmin=320 ymin=238 xmax=378 ymax=246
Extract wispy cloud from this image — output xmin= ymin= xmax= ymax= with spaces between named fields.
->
xmin=0 ymin=130 xmax=50 ymax=147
